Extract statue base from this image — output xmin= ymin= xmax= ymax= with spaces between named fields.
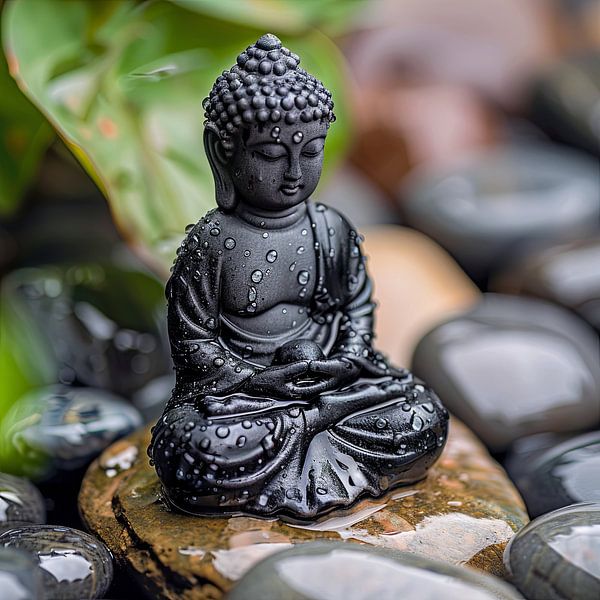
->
xmin=79 ymin=419 xmax=527 ymax=599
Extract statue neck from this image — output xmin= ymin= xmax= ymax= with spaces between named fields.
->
xmin=235 ymin=201 xmax=308 ymax=230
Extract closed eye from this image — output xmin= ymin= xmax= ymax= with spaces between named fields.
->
xmin=254 ymin=144 xmax=287 ymax=161
xmin=301 ymin=137 xmax=325 ymax=157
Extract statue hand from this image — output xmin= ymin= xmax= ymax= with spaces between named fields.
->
xmin=245 ymin=361 xmax=318 ymax=399
xmin=308 ymin=357 xmax=360 ymax=391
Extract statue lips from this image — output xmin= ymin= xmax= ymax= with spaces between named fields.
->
xmin=280 ymin=183 xmax=303 ymax=196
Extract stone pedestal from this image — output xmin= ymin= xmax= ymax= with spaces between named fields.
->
xmin=79 ymin=419 xmax=527 ymax=599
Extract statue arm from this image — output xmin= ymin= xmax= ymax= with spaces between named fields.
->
xmin=327 ymin=211 xmax=398 ymax=376
xmin=166 ymin=219 xmax=256 ymax=400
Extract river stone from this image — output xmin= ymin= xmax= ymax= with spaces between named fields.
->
xmin=412 ymin=294 xmax=600 ymax=451
xmin=506 ymin=431 xmax=600 ymax=517
xmin=400 ymin=144 xmax=600 ymax=284
xmin=227 ymin=541 xmax=523 ymax=600
xmin=493 ymin=237 xmax=600 ymax=334
xmin=0 ymin=524 xmax=113 ymax=599
xmin=0 ymin=385 xmax=142 ymax=482
xmin=529 ymin=53 xmax=600 ymax=158
xmin=1 ymin=263 xmax=169 ymax=398
xmin=505 ymin=503 xmax=600 ymax=600
xmin=362 ymin=226 xmax=479 ymax=367
xmin=0 ymin=472 xmax=46 ymax=527
xmin=79 ymin=419 xmax=527 ymax=599
xmin=0 ymin=547 xmax=44 ymax=600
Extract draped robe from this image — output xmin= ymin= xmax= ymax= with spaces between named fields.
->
xmin=150 ymin=202 xmax=448 ymax=519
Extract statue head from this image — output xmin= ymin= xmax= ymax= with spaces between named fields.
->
xmin=202 ymin=34 xmax=336 ymax=212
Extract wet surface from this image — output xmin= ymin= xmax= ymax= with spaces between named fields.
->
xmin=80 ymin=419 xmax=527 ymax=599
xmin=412 ymin=294 xmax=600 ymax=451
xmin=0 ymin=472 xmax=46 ymax=527
xmin=0 ymin=385 xmax=142 ymax=482
xmin=227 ymin=541 xmax=523 ymax=600
xmin=505 ymin=503 xmax=600 ymax=600
xmin=0 ymin=524 xmax=113 ymax=600
xmin=506 ymin=431 xmax=600 ymax=517
xmin=493 ymin=237 xmax=600 ymax=334
xmin=0 ymin=547 xmax=44 ymax=600
xmin=401 ymin=145 xmax=600 ymax=284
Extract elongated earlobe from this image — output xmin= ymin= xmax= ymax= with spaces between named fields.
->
xmin=203 ymin=125 xmax=237 ymax=211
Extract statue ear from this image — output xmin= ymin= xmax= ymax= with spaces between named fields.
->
xmin=203 ymin=124 xmax=237 ymax=211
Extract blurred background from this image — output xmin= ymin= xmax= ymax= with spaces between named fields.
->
xmin=0 ymin=0 xmax=599 ymax=551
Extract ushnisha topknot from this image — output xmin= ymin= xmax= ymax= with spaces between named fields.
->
xmin=202 ymin=33 xmax=335 ymax=152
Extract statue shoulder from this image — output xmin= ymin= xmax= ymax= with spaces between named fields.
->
xmin=172 ymin=208 xmax=234 ymax=264
xmin=312 ymin=202 xmax=359 ymax=239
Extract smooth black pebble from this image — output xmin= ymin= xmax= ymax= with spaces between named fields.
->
xmin=0 ymin=524 xmax=113 ymax=600
xmin=0 ymin=472 xmax=46 ymax=527
xmin=412 ymin=294 xmax=600 ymax=451
xmin=506 ymin=431 xmax=600 ymax=517
xmin=505 ymin=503 xmax=600 ymax=600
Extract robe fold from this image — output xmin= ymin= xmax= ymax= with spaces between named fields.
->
xmin=150 ymin=202 xmax=448 ymax=519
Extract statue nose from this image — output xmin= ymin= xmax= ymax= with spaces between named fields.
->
xmin=284 ymin=158 xmax=302 ymax=182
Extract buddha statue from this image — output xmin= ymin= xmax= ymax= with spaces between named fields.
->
xmin=149 ymin=34 xmax=448 ymax=520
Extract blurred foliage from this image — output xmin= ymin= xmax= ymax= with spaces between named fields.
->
xmin=171 ymin=0 xmax=363 ymax=35
xmin=2 ymin=0 xmax=355 ymax=273
xmin=0 ymin=52 xmax=53 ymax=216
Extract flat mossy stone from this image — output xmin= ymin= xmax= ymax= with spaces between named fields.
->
xmin=79 ymin=419 xmax=527 ymax=599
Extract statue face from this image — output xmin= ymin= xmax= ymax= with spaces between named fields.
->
xmin=227 ymin=120 xmax=329 ymax=211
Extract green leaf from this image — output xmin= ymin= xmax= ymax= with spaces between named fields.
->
xmin=0 ymin=51 xmax=53 ymax=216
xmin=169 ymin=0 xmax=365 ymax=35
xmin=3 ymin=0 xmax=351 ymax=273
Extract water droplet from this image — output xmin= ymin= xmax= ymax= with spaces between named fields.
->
xmin=251 ymin=270 xmax=263 ymax=283
xmin=297 ymin=270 xmax=310 ymax=285
xmin=243 ymin=345 xmax=253 ymax=358
xmin=185 ymin=223 xmax=195 ymax=233
xmin=262 ymin=232 xmax=268 ymax=238
xmin=236 ymin=436 xmax=246 ymax=448
xmin=316 ymin=487 xmax=327 ymax=495
xmin=210 ymin=227 xmax=220 ymax=236
xmin=297 ymin=246 xmax=305 ymax=254
xmin=266 ymin=250 xmax=277 ymax=263
xmin=293 ymin=131 xmax=303 ymax=143
xmin=213 ymin=357 xmax=224 ymax=367
xmin=216 ymin=426 xmax=230 ymax=438
xmin=224 ymin=237 xmax=236 ymax=249
xmin=282 ymin=308 xmax=287 ymax=314
xmin=248 ymin=286 xmax=257 ymax=301
xmin=289 ymin=261 xmax=297 ymax=271
xmin=301 ymin=229 xmax=307 ymax=236
xmin=200 ymin=438 xmax=210 ymax=450
xmin=242 ymin=420 xmax=252 ymax=429
xmin=270 ymin=126 xmax=281 ymax=138
xmin=205 ymin=317 xmax=216 ymax=329
xmin=375 ymin=418 xmax=388 ymax=429
xmin=411 ymin=414 xmax=424 ymax=431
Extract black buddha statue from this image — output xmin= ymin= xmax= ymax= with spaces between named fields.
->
xmin=149 ymin=34 xmax=448 ymax=520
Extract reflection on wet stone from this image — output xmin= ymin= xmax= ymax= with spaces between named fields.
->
xmin=506 ymin=431 xmax=600 ymax=517
xmin=493 ymin=237 xmax=600 ymax=334
xmin=0 ymin=525 xmax=113 ymax=600
xmin=412 ymin=294 xmax=600 ymax=451
xmin=2 ymin=263 xmax=170 ymax=398
xmin=401 ymin=145 xmax=600 ymax=283
xmin=505 ymin=503 xmax=600 ymax=600
xmin=0 ymin=547 xmax=44 ymax=600
xmin=227 ymin=542 xmax=523 ymax=600
xmin=0 ymin=473 xmax=46 ymax=527
xmin=0 ymin=385 xmax=142 ymax=482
